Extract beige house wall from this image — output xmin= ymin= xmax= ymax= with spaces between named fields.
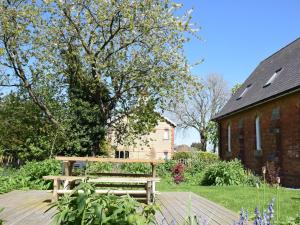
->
xmin=111 ymin=120 xmax=175 ymax=160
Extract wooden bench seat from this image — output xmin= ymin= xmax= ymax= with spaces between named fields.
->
xmin=43 ymin=175 xmax=160 ymax=204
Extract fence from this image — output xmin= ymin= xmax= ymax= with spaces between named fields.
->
xmin=0 ymin=155 xmax=21 ymax=167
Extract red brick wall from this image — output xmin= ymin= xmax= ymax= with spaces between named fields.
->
xmin=218 ymin=91 xmax=300 ymax=187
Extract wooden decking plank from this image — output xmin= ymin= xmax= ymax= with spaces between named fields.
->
xmin=0 ymin=190 xmax=239 ymax=225
xmin=163 ymin=192 xmax=220 ymax=225
xmin=157 ymin=193 xmax=189 ymax=224
xmin=172 ymin=192 xmax=234 ymax=225
xmin=189 ymin=192 xmax=238 ymax=222
xmin=156 ymin=194 xmax=184 ymax=224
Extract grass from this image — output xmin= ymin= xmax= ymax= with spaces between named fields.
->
xmin=157 ymin=178 xmax=300 ymax=221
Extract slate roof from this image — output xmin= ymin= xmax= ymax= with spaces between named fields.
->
xmin=213 ymin=37 xmax=300 ymax=120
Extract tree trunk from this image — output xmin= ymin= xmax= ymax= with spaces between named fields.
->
xmin=199 ymin=132 xmax=207 ymax=151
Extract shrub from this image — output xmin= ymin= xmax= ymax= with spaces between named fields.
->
xmin=0 ymin=159 xmax=60 ymax=193
xmin=201 ymin=159 xmax=259 ymax=186
xmin=172 ymin=152 xmax=192 ymax=160
xmin=121 ymin=163 xmax=151 ymax=174
xmin=51 ymin=182 xmax=158 ymax=225
xmin=157 ymin=160 xmax=176 ymax=177
xmin=86 ymin=162 xmax=113 ymax=174
xmin=172 ymin=163 xmax=185 ymax=184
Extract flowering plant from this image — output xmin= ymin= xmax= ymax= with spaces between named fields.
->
xmin=172 ymin=163 xmax=185 ymax=184
xmin=235 ymin=199 xmax=275 ymax=225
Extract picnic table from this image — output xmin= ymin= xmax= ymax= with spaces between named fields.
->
xmin=44 ymin=156 xmax=163 ymax=204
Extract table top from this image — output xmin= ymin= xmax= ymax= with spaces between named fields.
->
xmin=55 ymin=156 xmax=164 ymax=164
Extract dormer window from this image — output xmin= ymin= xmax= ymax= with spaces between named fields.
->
xmin=263 ymin=68 xmax=282 ymax=88
xmin=236 ymin=84 xmax=252 ymax=100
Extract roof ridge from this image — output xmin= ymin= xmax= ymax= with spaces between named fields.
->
xmin=259 ymin=37 xmax=300 ymax=64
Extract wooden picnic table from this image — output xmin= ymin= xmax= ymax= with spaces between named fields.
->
xmin=55 ymin=156 xmax=164 ymax=177
xmin=46 ymin=156 xmax=164 ymax=203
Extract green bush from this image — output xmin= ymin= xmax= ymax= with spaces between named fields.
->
xmin=0 ymin=159 xmax=60 ymax=194
xmin=121 ymin=163 xmax=151 ymax=174
xmin=86 ymin=162 xmax=113 ymax=174
xmin=51 ymin=182 xmax=158 ymax=225
xmin=157 ymin=160 xmax=176 ymax=177
xmin=172 ymin=152 xmax=192 ymax=160
xmin=201 ymin=159 xmax=260 ymax=186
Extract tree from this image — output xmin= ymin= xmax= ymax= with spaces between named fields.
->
xmin=190 ymin=142 xmax=202 ymax=151
xmin=231 ymin=83 xmax=242 ymax=95
xmin=0 ymin=0 xmax=199 ymax=156
xmin=169 ymin=74 xmax=230 ymax=151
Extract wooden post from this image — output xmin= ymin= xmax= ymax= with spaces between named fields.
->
xmin=52 ymin=178 xmax=61 ymax=203
xmin=146 ymin=181 xmax=151 ymax=205
xmin=151 ymin=163 xmax=156 ymax=178
xmin=63 ymin=161 xmax=74 ymax=176
xmin=151 ymin=163 xmax=157 ymax=203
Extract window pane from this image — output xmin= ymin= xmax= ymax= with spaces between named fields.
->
xmin=227 ymin=125 xmax=231 ymax=152
xmin=256 ymin=117 xmax=262 ymax=150
xmin=164 ymin=129 xmax=169 ymax=140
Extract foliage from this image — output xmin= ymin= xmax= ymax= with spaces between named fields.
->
xmin=231 ymin=83 xmax=242 ymax=95
xmin=265 ymin=161 xmax=280 ymax=185
xmin=0 ymin=207 xmax=3 ymax=225
xmin=0 ymin=94 xmax=58 ymax=161
xmin=234 ymin=199 xmax=277 ymax=225
xmin=172 ymin=152 xmax=192 ymax=160
xmin=0 ymin=0 xmax=200 ymax=156
xmin=190 ymin=143 xmax=202 ymax=151
xmin=86 ymin=162 xmax=113 ymax=174
xmin=51 ymin=182 xmax=158 ymax=225
xmin=121 ymin=163 xmax=151 ymax=174
xmin=201 ymin=160 xmax=260 ymax=186
xmin=280 ymin=214 xmax=300 ymax=225
xmin=157 ymin=160 xmax=177 ymax=177
xmin=205 ymin=121 xmax=218 ymax=153
xmin=172 ymin=163 xmax=185 ymax=184
xmin=0 ymin=159 xmax=60 ymax=194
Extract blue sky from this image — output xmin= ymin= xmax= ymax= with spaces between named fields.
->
xmin=175 ymin=0 xmax=300 ymax=146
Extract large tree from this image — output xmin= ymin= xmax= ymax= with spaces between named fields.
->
xmin=169 ymin=74 xmax=230 ymax=151
xmin=0 ymin=0 xmax=199 ymax=156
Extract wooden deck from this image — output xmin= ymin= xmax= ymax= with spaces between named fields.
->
xmin=0 ymin=191 xmax=239 ymax=225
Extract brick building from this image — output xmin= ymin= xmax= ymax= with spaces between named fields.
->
xmin=109 ymin=116 xmax=176 ymax=160
xmin=213 ymin=38 xmax=300 ymax=187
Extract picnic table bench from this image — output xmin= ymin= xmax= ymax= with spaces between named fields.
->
xmin=43 ymin=156 xmax=163 ymax=204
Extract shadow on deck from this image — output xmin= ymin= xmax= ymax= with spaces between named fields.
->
xmin=0 ymin=191 xmax=239 ymax=225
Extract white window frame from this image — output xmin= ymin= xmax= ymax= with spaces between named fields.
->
xmin=227 ymin=124 xmax=231 ymax=152
xmin=164 ymin=151 xmax=168 ymax=160
xmin=237 ymin=84 xmax=252 ymax=100
xmin=255 ymin=116 xmax=262 ymax=151
xmin=163 ymin=129 xmax=170 ymax=140
xmin=264 ymin=68 xmax=282 ymax=87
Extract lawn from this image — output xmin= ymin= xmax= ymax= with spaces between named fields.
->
xmin=157 ymin=178 xmax=300 ymax=221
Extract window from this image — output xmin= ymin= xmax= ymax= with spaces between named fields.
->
xmin=236 ymin=84 xmax=252 ymax=100
xmin=271 ymin=108 xmax=280 ymax=120
xmin=264 ymin=68 xmax=282 ymax=87
xmin=255 ymin=116 xmax=262 ymax=151
xmin=115 ymin=151 xmax=129 ymax=159
xmin=164 ymin=152 xmax=168 ymax=160
xmin=227 ymin=124 xmax=231 ymax=152
xmin=163 ymin=129 xmax=169 ymax=140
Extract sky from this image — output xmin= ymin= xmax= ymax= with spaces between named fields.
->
xmin=174 ymin=0 xmax=300 ymax=146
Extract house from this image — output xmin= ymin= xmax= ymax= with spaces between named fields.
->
xmin=174 ymin=144 xmax=192 ymax=152
xmin=213 ymin=38 xmax=300 ymax=187
xmin=111 ymin=116 xmax=176 ymax=160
